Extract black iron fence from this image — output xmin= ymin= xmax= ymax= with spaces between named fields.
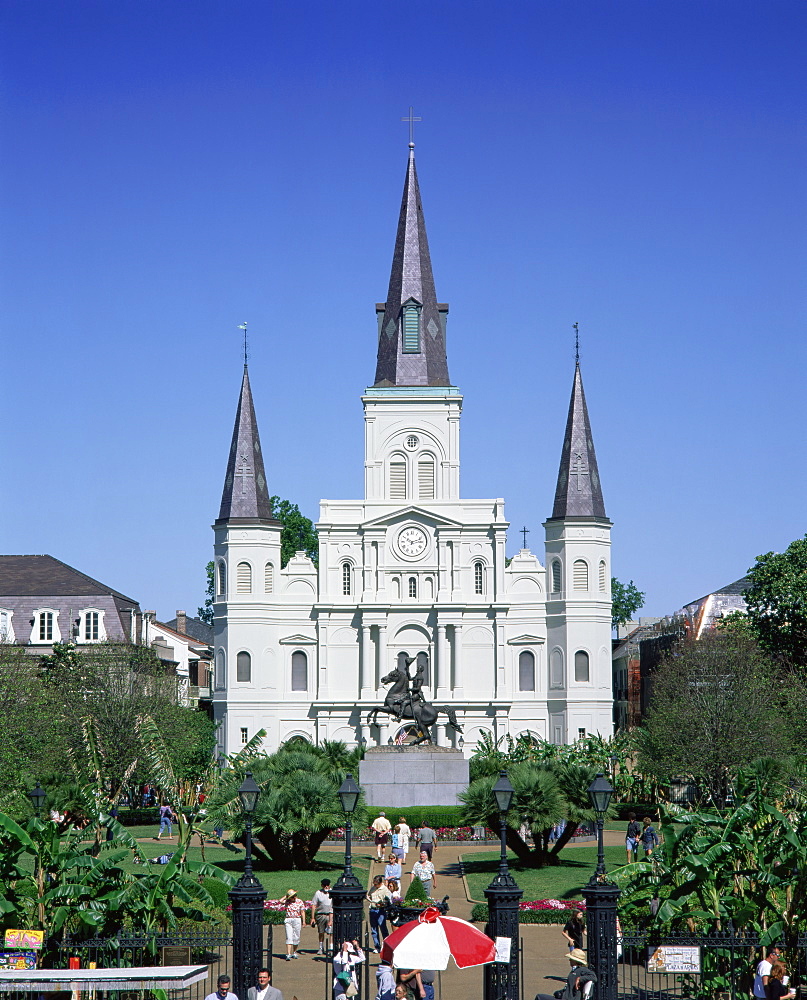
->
xmin=618 ymin=929 xmax=807 ymax=1000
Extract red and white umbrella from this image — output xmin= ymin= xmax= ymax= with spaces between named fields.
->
xmin=380 ymin=906 xmax=496 ymax=970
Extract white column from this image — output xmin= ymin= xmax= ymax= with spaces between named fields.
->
xmin=361 ymin=624 xmax=373 ymax=698
xmin=436 ymin=623 xmax=448 ymax=698
xmin=453 ymin=623 xmax=464 ymax=695
xmin=377 ymin=623 xmax=388 ymax=694
xmin=436 ymin=722 xmax=448 ymax=747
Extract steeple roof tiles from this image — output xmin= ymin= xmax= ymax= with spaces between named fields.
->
xmin=549 ymin=362 xmax=607 ymax=520
xmin=374 ymin=148 xmax=450 ymax=388
xmin=217 ymin=366 xmax=276 ymax=524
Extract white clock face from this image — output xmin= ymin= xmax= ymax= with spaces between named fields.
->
xmin=398 ymin=526 xmax=428 ymax=557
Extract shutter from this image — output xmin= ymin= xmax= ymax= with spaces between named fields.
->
xmin=551 ymin=561 xmax=562 ymax=593
xmin=265 ymin=562 xmax=274 ymax=593
xmin=390 ymin=461 xmax=407 ymax=499
xmin=236 ymin=562 xmax=252 ymax=593
xmin=402 ymin=304 xmax=420 ymax=352
xmin=573 ymin=560 xmax=588 ymax=591
xmin=418 ymin=459 xmax=435 ymax=499
xmin=599 ymin=561 xmax=607 ymax=592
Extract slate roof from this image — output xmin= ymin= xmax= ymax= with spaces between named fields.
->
xmin=373 ymin=146 xmax=451 ymax=387
xmin=164 ymin=615 xmax=214 ymax=645
xmin=217 ymin=366 xmax=277 ymax=524
xmin=549 ymin=362 xmax=607 ymax=520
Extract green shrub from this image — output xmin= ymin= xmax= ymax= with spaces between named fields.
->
xmin=470 ymin=903 xmax=584 ymax=925
xmin=262 ymin=909 xmax=285 ymax=925
xmin=372 ymin=806 xmax=465 ymax=829
xmin=201 ymin=878 xmax=230 ymax=910
xmin=613 ymin=802 xmax=657 ymax=821
xmin=404 ymin=876 xmax=430 ymax=905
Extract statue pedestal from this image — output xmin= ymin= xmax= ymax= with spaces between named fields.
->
xmin=359 ymin=746 xmax=469 ymax=807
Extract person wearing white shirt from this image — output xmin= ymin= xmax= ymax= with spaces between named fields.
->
xmin=753 ymin=948 xmax=782 ymax=999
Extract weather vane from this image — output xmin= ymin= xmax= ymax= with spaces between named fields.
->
xmin=573 ymin=322 xmax=580 ymax=364
xmin=401 ymin=106 xmax=422 ymax=146
xmin=238 ymin=322 xmax=248 ymax=365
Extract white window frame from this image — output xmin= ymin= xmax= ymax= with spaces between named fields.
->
xmin=236 ymin=649 xmax=252 ymax=683
xmin=265 ymin=562 xmax=274 ymax=594
xmin=473 ymin=561 xmax=484 ymax=596
xmin=574 ymin=649 xmax=591 ymax=684
xmin=572 ymin=559 xmax=589 ymax=591
xmin=0 ymin=609 xmax=15 ymax=643
xmin=518 ymin=649 xmax=536 ymax=692
xmin=30 ymin=608 xmax=61 ymax=644
xmin=80 ymin=608 xmax=106 ymax=642
xmin=217 ymin=561 xmax=227 ymax=598
xmin=291 ymin=649 xmax=308 ymax=693
xmin=551 ymin=560 xmax=562 ymax=594
xmin=236 ymin=561 xmax=252 ymax=594
xmin=342 ymin=561 xmax=352 ymax=596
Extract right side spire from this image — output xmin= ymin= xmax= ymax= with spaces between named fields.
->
xmin=550 ymin=358 xmax=607 ymax=519
xmin=373 ymin=145 xmax=450 ymax=387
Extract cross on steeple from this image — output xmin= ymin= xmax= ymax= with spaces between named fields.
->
xmin=521 ymin=526 xmax=530 ymax=548
xmin=401 ymin=106 xmax=422 ymax=146
xmin=571 ymin=453 xmax=589 ymax=491
xmin=234 ymin=454 xmax=254 ymax=497
xmin=238 ymin=322 xmax=248 ymax=365
xmin=573 ymin=322 xmax=580 ymax=364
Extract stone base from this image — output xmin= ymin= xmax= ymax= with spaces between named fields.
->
xmin=358 ymin=746 xmax=469 ymax=807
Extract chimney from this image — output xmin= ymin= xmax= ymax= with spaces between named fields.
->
xmin=176 ymin=610 xmax=187 ymax=635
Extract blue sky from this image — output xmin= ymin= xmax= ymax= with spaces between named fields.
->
xmin=2 ymin=0 xmax=805 ymax=622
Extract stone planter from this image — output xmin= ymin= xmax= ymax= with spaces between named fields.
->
xmin=386 ymin=895 xmax=450 ymax=927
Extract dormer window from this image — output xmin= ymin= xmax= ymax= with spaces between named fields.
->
xmin=0 ymin=609 xmax=14 ymax=642
xmin=402 ymin=301 xmax=421 ymax=353
xmin=31 ymin=609 xmax=60 ymax=644
xmin=81 ymin=609 xmax=105 ymax=642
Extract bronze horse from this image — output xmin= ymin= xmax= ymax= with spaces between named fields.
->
xmin=366 ymin=661 xmax=463 ymax=745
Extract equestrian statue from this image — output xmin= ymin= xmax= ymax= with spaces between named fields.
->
xmin=366 ymin=655 xmax=463 ymax=745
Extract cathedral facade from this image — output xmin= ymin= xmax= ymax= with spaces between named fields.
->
xmin=211 ymin=147 xmax=614 ymax=756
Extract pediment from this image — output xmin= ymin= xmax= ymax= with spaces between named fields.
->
xmin=278 ymin=634 xmax=317 ymax=645
xmin=362 ymin=505 xmax=464 ymax=530
xmin=507 ymin=634 xmax=545 ymax=645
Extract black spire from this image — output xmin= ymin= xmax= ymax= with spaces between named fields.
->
xmin=217 ymin=366 xmax=275 ymax=524
xmin=549 ymin=361 xmax=607 ymax=520
xmin=373 ymin=146 xmax=450 ymax=387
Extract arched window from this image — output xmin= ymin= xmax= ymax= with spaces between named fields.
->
xmin=408 ymin=576 xmax=417 ymax=599
xmin=291 ymin=650 xmax=307 ymax=692
xmin=236 ymin=651 xmax=251 ymax=682
xmin=215 ymin=649 xmax=225 ymax=690
xmin=551 ymin=560 xmax=562 ymax=593
xmin=599 ymin=561 xmax=607 ymax=592
xmin=402 ymin=301 xmax=421 ymax=353
xmin=265 ymin=562 xmax=274 ymax=593
xmin=518 ymin=650 xmax=535 ymax=691
xmin=0 ymin=609 xmax=14 ymax=642
xmin=418 ymin=457 xmax=435 ymax=499
xmin=574 ymin=650 xmax=590 ymax=683
xmin=236 ymin=562 xmax=252 ymax=594
xmin=573 ymin=559 xmax=588 ymax=591
xmin=217 ymin=561 xmax=227 ymax=597
xmin=32 ymin=610 xmax=59 ymax=643
xmin=474 ymin=561 xmax=484 ymax=595
xmin=416 ymin=650 xmax=430 ymax=686
xmin=83 ymin=610 xmax=101 ymax=641
xmin=342 ymin=562 xmax=352 ymax=596
xmin=550 ymin=648 xmax=564 ymax=688
xmin=390 ymin=458 xmax=407 ymax=499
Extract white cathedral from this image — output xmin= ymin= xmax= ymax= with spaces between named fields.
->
xmin=211 ymin=146 xmax=614 ymax=757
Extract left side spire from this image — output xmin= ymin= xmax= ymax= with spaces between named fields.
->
xmin=217 ymin=366 xmax=275 ymax=523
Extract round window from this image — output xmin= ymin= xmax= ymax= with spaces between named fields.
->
xmin=405 ymin=435 xmax=419 ymax=450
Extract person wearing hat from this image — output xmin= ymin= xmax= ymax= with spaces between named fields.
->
xmin=533 ymin=948 xmax=597 ymax=1000
xmin=283 ymin=889 xmax=305 ymax=960
xmin=333 ymin=939 xmax=365 ymax=996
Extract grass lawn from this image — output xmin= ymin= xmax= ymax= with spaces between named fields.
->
xmin=461 ymin=844 xmax=628 ymax=902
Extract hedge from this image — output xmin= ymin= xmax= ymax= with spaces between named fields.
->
xmin=116 ymin=808 xmax=162 ymax=827
xmin=612 ymin=802 xmax=658 ymax=821
xmin=470 ymin=903 xmax=584 ymax=925
xmin=369 ymin=806 xmax=466 ymax=829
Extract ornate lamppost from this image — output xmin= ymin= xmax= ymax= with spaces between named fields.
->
xmin=331 ymin=775 xmax=365 ymax=992
xmin=29 ymin=782 xmax=46 ymax=818
xmin=483 ymin=771 xmax=523 ymax=1000
xmin=581 ymin=773 xmax=621 ymax=1000
xmin=229 ymin=772 xmax=267 ymax=1000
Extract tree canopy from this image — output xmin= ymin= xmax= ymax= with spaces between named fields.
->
xmin=611 ymin=577 xmax=645 ymax=631
xmin=271 ymin=495 xmax=318 ymax=567
xmin=742 ymin=534 xmax=807 ymax=668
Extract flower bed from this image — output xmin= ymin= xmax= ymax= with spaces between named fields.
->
xmin=471 ymin=899 xmax=586 ymax=924
xmin=226 ymin=898 xmax=314 ymax=926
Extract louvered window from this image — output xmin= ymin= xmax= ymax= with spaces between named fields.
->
xmin=236 ymin=651 xmax=251 ymax=682
xmin=519 ymin=650 xmax=535 ymax=691
xmin=291 ymin=650 xmax=308 ymax=692
xmin=390 ymin=460 xmax=407 ymax=499
xmin=418 ymin=458 xmax=435 ymax=499
xmin=402 ymin=303 xmax=421 ymax=353
xmin=599 ymin=561 xmax=607 ymax=592
xmin=408 ymin=576 xmax=417 ymax=599
xmin=474 ymin=561 xmax=484 ymax=595
xmin=265 ymin=562 xmax=274 ymax=593
xmin=215 ymin=650 xmax=225 ymax=689
xmin=551 ymin=561 xmax=562 ymax=593
xmin=573 ymin=559 xmax=588 ymax=591
xmin=574 ymin=650 xmax=590 ymax=683
xmin=217 ymin=562 xmax=227 ymax=597
xmin=236 ymin=561 xmax=252 ymax=594
xmin=342 ymin=562 xmax=352 ymax=596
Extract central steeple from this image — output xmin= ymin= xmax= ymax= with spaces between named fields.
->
xmin=373 ymin=145 xmax=451 ymax=387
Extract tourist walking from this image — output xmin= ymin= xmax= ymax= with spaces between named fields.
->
xmin=391 ymin=825 xmax=405 ymax=860
xmin=205 ymin=975 xmax=238 ymax=1000
xmin=415 ymin=823 xmax=436 ymax=860
xmin=753 ymin=947 xmax=782 ymax=999
xmin=246 ymin=968 xmax=282 ymax=1000
xmin=533 ymin=948 xmax=596 ymax=1000
xmin=641 ymin=816 xmax=659 ymax=857
xmin=372 ymin=812 xmax=392 ymax=861
xmin=766 ymin=961 xmax=796 ymax=1000
xmin=410 ymin=850 xmax=436 ymax=898
xmin=309 ymin=878 xmax=333 ymax=956
xmin=561 ymin=910 xmax=585 ymax=952
xmin=386 ymin=878 xmax=402 ymax=903
xmin=367 ymin=874 xmax=392 ymax=952
xmin=376 ymin=962 xmax=396 ymax=1000
xmin=282 ymin=889 xmax=304 ymax=959
xmin=384 ymin=853 xmax=402 ymax=883
xmin=334 ymin=940 xmax=364 ymax=997
xmin=397 ymin=817 xmax=411 ymax=858
xmin=625 ymin=812 xmax=641 ymax=862
xmin=156 ymin=801 xmax=175 ymax=840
